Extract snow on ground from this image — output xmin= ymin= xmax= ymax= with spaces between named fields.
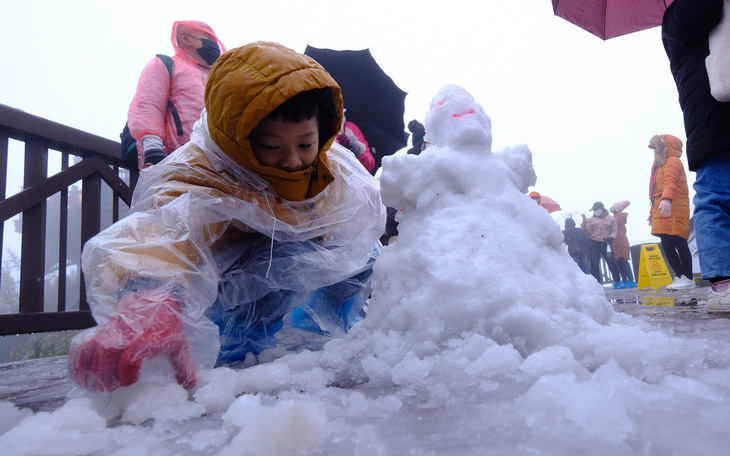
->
xmin=2 ymin=85 xmax=730 ymax=455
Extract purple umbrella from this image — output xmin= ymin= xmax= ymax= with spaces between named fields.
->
xmin=552 ymin=0 xmax=676 ymax=40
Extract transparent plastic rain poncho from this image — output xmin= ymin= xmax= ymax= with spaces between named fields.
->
xmin=75 ymin=113 xmax=386 ymax=370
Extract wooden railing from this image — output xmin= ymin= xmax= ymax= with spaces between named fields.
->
xmin=0 ymin=104 xmax=138 ymax=335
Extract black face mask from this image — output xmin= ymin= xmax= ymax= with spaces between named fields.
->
xmin=197 ymin=39 xmax=220 ymax=66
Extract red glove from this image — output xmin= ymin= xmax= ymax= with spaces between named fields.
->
xmin=68 ymin=288 xmax=196 ymax=392
xmin=336 ymin=133 xmax=351 ymax=148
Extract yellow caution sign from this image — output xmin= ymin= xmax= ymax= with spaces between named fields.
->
xmin=641 ymin=297 xmax=675 ymax=306
xmin=636 ymin=244 xmax=673 ymax=289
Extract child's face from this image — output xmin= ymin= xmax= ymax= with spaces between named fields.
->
xmin=249 ymin=117 xmax=320 ymax=172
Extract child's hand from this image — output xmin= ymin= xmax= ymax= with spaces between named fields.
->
xmin=67 ymin=288 xmax=196 ymax=392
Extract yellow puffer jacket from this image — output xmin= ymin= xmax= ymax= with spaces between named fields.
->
xmin=79 ymin=42 xmax=386 ymax=369
xmin=206 ymin=42 xmax=343 ymax=202
xmin=649 ymin=134 xmax=690 ymax=239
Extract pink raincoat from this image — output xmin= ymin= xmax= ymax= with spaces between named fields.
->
xmin=345 ymin=121 xmax=375 ymax=172
xmin=127 ymin=20 xmax=225 ymax=170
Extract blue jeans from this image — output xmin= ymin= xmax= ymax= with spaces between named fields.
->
xmin=571 ymin=253 xmax=590 ymax=274
xmin=588 ymin=239 xmax=620 ymax=284
xmin=693 ymin=153 xmax=730 ymax=280
xmin=206 ymin=239 xmax=377 ymax=365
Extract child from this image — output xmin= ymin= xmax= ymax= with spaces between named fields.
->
xmin=68 ymin=42 xmax=386 ymax=392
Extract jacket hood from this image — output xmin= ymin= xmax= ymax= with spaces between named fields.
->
xmin=650 ymin=134 xmax=683 ymax=166
xmin=611 ymin=200 xmax=630 ymax=213
xmin=204 ymin=42 xmax=344 ymax=201
xmin=171 ymin=20 xmax=226 ymax=67
xmin=529 ymin=191 xmax=541 ymax=204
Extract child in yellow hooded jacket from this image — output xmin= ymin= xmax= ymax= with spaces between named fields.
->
xmin=68 ymin=42 xmax=386 ymax=392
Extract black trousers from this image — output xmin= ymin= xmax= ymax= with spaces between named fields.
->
xmin=659 ymin=234 xmax=693 ymax=279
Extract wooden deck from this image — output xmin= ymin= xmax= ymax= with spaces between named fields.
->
xmin=0 ymin=355 xmax=71 ymax=412
xmin=0 ymin=285 xmax=720 ymax=414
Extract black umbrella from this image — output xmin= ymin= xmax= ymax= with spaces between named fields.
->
xmin=304 ymin=45 xmax=408 ymax=173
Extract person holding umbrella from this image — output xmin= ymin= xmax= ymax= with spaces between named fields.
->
xmin=529 ymin=191 xmax=544 ymax=208
xmin=529 ymin=191 xmax=562 ymax=213
xmin=662 ymin=0 xmax=730 ymax=309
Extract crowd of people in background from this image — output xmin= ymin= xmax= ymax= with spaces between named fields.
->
xmin=555 ymin=132 xmax=696 ymax=291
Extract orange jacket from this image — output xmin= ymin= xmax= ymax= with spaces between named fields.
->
xmin=649 ymin=134 xmax=690 ymax=239
xmin=612 ymin=212 xmax=630 ymax=260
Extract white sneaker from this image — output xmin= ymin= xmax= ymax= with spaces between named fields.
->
xmin=665 ymin=276 xmax=682 ymax=290
xmin=707 ymin=280 xmax=730 ymax=313
xmin=672 ymin=276 xmax=697 ymax=290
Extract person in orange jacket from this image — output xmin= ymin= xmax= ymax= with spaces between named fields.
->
xmin=529 ymin=191 xmax=550 ymax=212
xmin=647 ymin=134 xmax=695 ymax=290
xmin=127 ymin=20 xmax=226 ymax=170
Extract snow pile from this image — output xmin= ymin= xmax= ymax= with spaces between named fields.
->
xmin=2 ymin=84 xmax=730 ymax=455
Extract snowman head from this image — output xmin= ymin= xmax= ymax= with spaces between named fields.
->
xmin=425 ymin=84 xmax=492 ymax=150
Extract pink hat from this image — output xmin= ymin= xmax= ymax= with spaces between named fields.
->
xmin=611 ymin=200 xmax=630 ymax=213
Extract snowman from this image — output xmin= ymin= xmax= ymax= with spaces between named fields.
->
xmin=366 ymin=83 xmax=611 ymax=357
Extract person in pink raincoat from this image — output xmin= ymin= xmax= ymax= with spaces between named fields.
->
xmin=127 ymin=20 xmax=225 ymax=170
xmin=336 ymin=109 xmax=375 ymax=172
